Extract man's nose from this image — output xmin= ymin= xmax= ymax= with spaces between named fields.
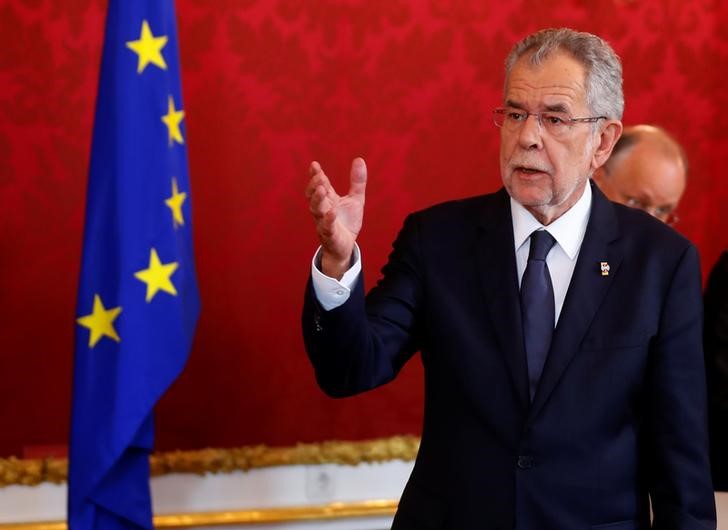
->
xmin=517 ymin=113 xmax=544 ymax=150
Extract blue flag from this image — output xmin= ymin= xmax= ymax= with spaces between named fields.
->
xmin=69 ymin=0 xmax=199 ymax=528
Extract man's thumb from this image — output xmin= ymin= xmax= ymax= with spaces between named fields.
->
xmin=349 ymin=157 xmax=367 ymax=198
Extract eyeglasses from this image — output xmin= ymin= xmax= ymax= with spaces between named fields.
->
xmin=493 ymin=107 xmax=607 ymax=137
xmin=623 ymin=197 xmax=680 ymax=226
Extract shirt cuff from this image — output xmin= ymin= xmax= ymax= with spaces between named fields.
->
xmin=310 ymin=244 xmax=361 ymax=311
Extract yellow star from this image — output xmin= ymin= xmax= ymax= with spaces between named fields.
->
xmin=76 ymin=294 xmax=122 ymax=348
xmin=126 ymin=20 xmax=168 ymax=74
xmin=161 ymin=96 xmax=185 ymax=146
xmin=134 ymin=248 xmax=179 ymax=302
xmin=165 ymin=177 xmax=187 ymax=228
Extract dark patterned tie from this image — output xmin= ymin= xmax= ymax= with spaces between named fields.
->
xmin=521 ymin=230 xmax=557 ymax=401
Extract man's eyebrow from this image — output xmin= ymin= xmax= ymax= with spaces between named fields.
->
xmin=544 ymin=103 xmax=569 ymax=113
xmin=504 ymin=100 xmax=571 ymax=113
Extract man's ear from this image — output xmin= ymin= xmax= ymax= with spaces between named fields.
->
xmin=591 ymin=120 xmax=623 ymax=171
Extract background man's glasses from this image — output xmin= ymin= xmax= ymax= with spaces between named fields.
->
xmin=493 ymin=107 xmax=606 ymax=137
xmin=623 ymin=197 xmax=680 ymax=226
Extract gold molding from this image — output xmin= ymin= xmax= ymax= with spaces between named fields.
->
xmin=0 ymin=499 xmax=399 ymax=530
xmin=0 ymin=436 xmax=419 ymax=487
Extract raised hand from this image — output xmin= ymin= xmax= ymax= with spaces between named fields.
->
xmin=305 ymin=157 xmax=367 ymax=280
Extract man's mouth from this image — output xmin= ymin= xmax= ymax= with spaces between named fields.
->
xmin=514 ymin=165 xmax=549 ymax=175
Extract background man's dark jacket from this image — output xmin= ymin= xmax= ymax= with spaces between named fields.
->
xmin=705 ymin=250 xmax=728 ymax=491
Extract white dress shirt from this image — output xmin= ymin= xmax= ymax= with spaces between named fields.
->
xmin=312 ymin=183 xmax=593 ymax=323
xmin=310 ymin=244 xmax=362 ymax=311
xmin=511 ymin=182 xmax=592 ymax=324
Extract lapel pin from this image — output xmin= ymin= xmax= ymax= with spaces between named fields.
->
xmin=600 ymin=261 xmax=610 ymax=276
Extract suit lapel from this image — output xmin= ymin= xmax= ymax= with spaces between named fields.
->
xmin=475 ymin=189 xmax=530 ymax=411
xmin=527 ymin=183 xmax=622 ymax=423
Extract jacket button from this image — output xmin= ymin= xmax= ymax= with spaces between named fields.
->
xmin=517 ymin=455 xmax=534 ymax=469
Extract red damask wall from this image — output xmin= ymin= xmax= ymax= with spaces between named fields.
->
xmin=1 ymin=0 xmax=727 ymax=458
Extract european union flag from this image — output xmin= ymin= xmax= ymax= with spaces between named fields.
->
xmin=69 ymin=0 xmax=199 ymax=528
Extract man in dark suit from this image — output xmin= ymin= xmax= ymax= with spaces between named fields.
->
xmin=302 ymin=28 xmax=715 ymax=529
xmin=705 ymin=251 xmax=728 ymax=491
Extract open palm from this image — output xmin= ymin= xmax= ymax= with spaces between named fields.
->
xmin=306 ymin=158 xmax=367 ymax=279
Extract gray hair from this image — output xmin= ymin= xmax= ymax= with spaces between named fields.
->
xmin=504 ymin=28 xmax=624 ymax=120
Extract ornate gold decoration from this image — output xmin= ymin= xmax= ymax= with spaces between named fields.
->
xmin=0 ymin=435 xmax=419 ymax=487
xmin=0 ymin=523 xmax=66 ymax=530
xmin=0 ymin=499 xmax=399 ymax=530
xmin=0 ymin=456 xmax=67 ymax=487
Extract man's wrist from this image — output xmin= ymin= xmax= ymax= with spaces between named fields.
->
xmin=321 ymin=250 xmax=354 ymax=280
xmin=310 ymin=244 xmax=361 ymax=311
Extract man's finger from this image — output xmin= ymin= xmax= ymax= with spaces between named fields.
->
xmin=305 ymin=161 xmax=326 ymax=199
xmin=309 ymin=185 xmax=334 ymax=217
xmin=319 ymin=208 xmax=338 ymax=239
xmin=348 ymin=157 xmax=367 ymax=199
xmin=306 ymin=172 xmax=334 ymax=200
xmin=304 ymin=176 xmax=319 ymax=200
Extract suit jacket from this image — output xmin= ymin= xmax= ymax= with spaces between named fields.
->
xmin=302 ymin=183 xmax=716 ymax=530
xmin=705 ymin=250 xmax=728 ymax=490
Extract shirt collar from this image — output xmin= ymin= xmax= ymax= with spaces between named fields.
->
xmin=510 ymin=181 xmax=592 ymax=260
